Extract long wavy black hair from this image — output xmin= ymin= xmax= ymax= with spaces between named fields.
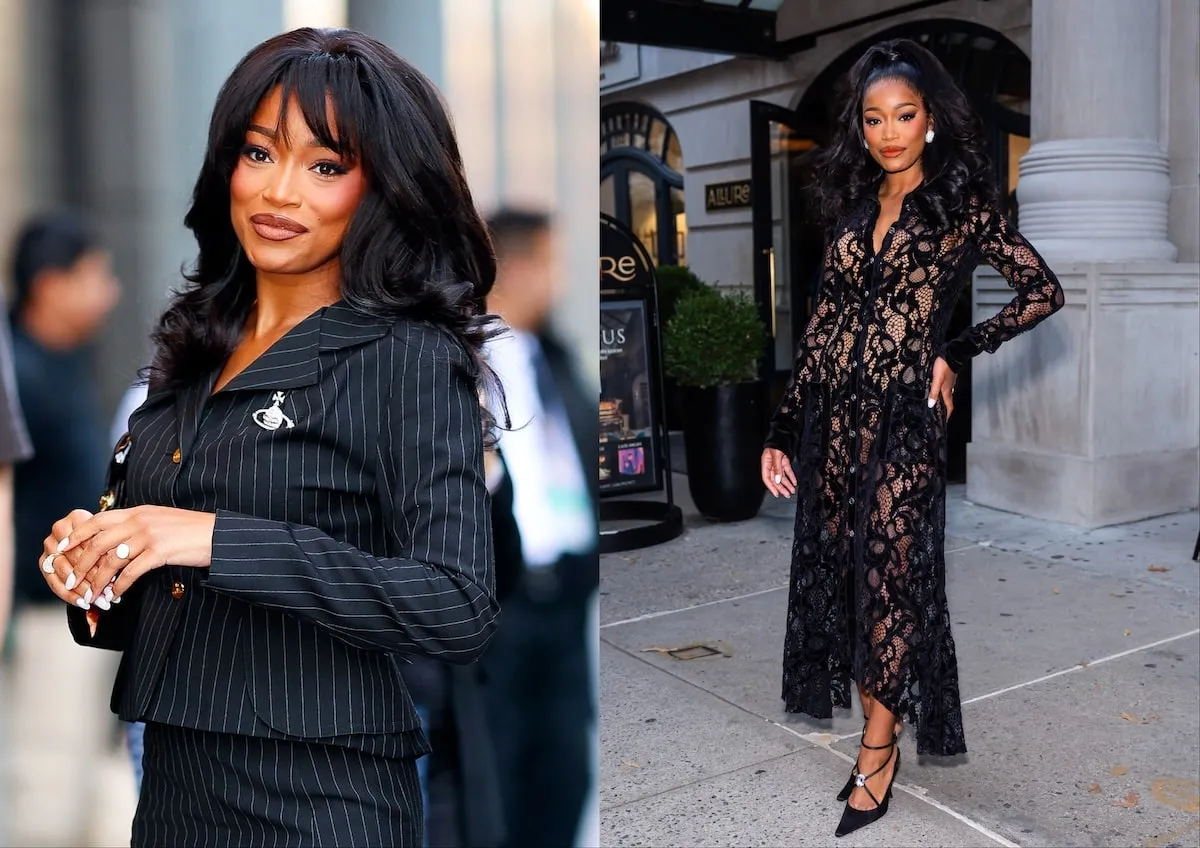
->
xmin=148 ymin=27 xmax=505 ymax=432
xmin=810 ymin=38 xmax=999 ymax=232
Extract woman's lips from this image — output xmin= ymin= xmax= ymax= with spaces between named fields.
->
xmin=881 ymin=148 xmax=905 ymax=158
xmin=249 ymin=213 xmax=308 ymax=241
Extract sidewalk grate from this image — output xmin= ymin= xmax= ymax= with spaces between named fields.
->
xmin=668 ymin=644 xmax=722 ymax=661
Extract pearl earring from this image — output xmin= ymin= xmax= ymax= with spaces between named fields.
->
xmin=925 ymin=129 xmax=935 ymax=144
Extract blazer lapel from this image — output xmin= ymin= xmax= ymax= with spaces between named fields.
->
xmin=173 ymin=300 xmax=394 ymax=462
xmin=216 ymin=317 xmax=322 ymax=394
xmin=538 ymin=332 xmax=598 ymax=506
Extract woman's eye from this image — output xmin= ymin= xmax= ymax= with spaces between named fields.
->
xmin=865 ymin=118 xmax=879 ymax=126
xmin=900 ymin=113 xmax=916 ymax=121
xmin=313 ymin=161 xmax=347 ymax=177
xmin=241 ymin=145 xmax=270 ymax=163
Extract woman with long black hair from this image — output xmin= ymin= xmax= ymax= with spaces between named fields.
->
xmin=760 ymin=38 xmax=1064 ymax=838
xmin=37 ymin=28 xmax=502 ymax=846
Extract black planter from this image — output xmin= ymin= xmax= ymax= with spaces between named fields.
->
xmin=680 ymin=381 xmax=768 ymax=522
xmin=663 ymin=375 xmax=685 ymax=431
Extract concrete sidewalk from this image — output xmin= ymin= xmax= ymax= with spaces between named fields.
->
xmin=599 ymin=475 xmax=1200 ymax=847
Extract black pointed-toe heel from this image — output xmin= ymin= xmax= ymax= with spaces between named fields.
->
xmin=835 ymin=737 xmax=900 ymax=838
xmin=836 ymin=721 xmax=899 ymax=801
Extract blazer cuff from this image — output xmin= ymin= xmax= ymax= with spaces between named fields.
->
xmin=205 ymin=509 xmax=292 ymax=592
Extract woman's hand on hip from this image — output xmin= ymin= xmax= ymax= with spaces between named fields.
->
xmin=930 ymin=357 xmax=957 ymax=420
xmin=51 ymin=506 xmax=216 ymax=606
xmin=761 ymin=447 xmax=796 ymax=498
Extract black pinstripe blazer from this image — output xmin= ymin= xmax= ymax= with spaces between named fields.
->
xmin=67 ymin=301 xmax=498 ymax=755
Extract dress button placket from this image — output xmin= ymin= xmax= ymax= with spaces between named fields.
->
xmin=848 ymin=220 xmax=885 ymax=547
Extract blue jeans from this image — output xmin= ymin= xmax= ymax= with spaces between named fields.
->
xmin=125 ymin=721 xmax=145 ymax=793
xmin=416 ymin=706 xmax=431 ymax=845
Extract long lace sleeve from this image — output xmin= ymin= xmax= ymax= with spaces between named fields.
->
xmin=938 ymin=200 xmax=1065 ymax=373
xmin=765 ymin=241 xmax=841 ymax=455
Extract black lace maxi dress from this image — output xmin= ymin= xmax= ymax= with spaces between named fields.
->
xmin=765 ymin=192 xmax=1065 ymax=756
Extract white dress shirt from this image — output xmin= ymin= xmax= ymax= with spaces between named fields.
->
xmin=485 ymin=330 xmax=594 ymax=569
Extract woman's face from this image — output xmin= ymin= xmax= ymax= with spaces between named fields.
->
xmin=230 ymin=86 xmax=368 ymax=282
xmin=861 ymin=77 xmax=932 ymax=177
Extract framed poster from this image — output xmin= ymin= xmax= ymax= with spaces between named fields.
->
xmin=598 ymin=213 xmax=683 ymax=551
xmin=600 ymin=298 xmax=658 ymax=494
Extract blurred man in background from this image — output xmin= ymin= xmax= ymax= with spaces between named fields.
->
xmin=0 ymin=314 xmax=32 ymax=656
xmin=482 ymin=208 xmax=598 ymax=848
xmin=396 ymin=209 xmax=600 ymax=848
xmin=5 ymin=211 xmax=121 ymax=846
xmin=0 ymin=307 xmax=33 ymax=848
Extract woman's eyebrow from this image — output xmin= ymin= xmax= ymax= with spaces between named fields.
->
xmin=246 ymin=124 xmax=331 ymax=148
xmin=863 ymin=102 xmax=918 ymax=113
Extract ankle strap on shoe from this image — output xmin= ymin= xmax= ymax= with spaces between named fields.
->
xmin=852 ymin=742 xmax=896 ymax=806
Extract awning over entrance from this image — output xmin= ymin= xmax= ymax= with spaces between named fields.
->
xmin=601 ymin=0 xmax=784 ymax=57
xmin=600 ymin=0 xmax=989 ymax=59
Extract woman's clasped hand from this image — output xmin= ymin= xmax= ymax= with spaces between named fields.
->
xmin=39 ymin=506 xmax=216 ymax=610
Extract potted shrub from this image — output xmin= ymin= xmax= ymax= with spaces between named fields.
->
xmin=663 ymin=285 xmax=768 ymax=522
xmin=653 ymin=265 xmax=706 ymax=431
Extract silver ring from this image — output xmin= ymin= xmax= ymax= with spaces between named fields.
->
xmin=115 ymin=543 xmax=130 ymax=560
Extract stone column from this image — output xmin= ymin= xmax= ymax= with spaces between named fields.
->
xmin=349 ymin=0 xmax=596 ymax=380
xmin=69 ymin=0 xmax=284 ymax=417
xmin=967 ymin=0 xmax=1200 ymax=526
xmin=1017 ymin=0 xmax=1175 ymax=262
xmin=0 ymin=0 xmax=34 ymax=276
xmin=349 ymin=0 xmax=445 ymax=88
xmin=551 ymin=0 xmax=600 ymax=386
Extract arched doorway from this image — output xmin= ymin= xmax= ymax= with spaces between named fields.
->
xmin=600 ymin=102 xmax=687 ymax=266
xmin=750 ymin=20 xmax=1030 ymax=482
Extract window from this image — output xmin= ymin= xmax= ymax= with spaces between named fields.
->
xmin=600 ymin=102 xmax=687 ymax=266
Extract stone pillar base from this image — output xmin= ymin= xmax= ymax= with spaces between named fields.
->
xmin=964 ymin=261 xmax=1200 ymax=528
xmin=967 ymin=442 xmax=1199 ymax=527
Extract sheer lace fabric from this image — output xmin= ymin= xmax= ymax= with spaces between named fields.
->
xmin=766 ymin=192 xmax=1064 ymax=756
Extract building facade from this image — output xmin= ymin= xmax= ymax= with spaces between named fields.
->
xmin=601 ymin=0 xmax=1200 ymax=528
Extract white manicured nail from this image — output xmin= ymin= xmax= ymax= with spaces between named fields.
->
xmin=83 ymin=587 xmax=93 ymax=604
xmin=774 ymin=474 xmax=782 ymax=484
xmin=113 ymin=596 xmax=122 ymax=604
xmin=74 ymin=598 xmax=90 ymax=610
xmin=64 ymin=572 xmax=77 ymax=591
xmin=42 ymin=554 xmax=55 ymax=574
xmin=94 ymin=596 xmax=111 ymax=611
xmin=927 ymin=398 xmax=936 ymax=408
xmin=57 ymin=537 xmax=70 ymax=552
xmin=104 ymin=586 xmax=114 ymax=602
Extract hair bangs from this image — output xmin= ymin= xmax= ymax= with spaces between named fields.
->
xmin=269 ymin=57 xmax=363 ymax=165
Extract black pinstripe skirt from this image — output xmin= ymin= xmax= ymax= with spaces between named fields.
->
xmin=133 ymin=722 xmax=422 ymax=847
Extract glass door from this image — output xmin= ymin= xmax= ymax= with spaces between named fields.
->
xmin=749 ymin=101 xmax=824 ymax=382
